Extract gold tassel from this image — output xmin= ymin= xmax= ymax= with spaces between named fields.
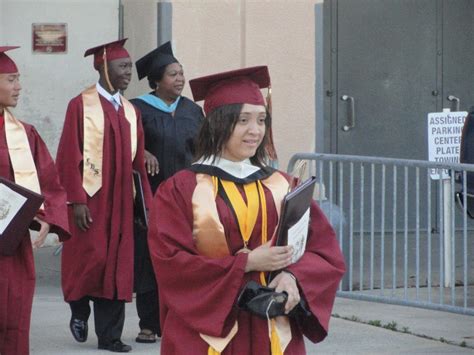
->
xmin=270 ymin=319 xmax=284 ymax=355
xmin=288 ymin=160 xmax=308 ymax=192
xmin=265 ymin=86 xmax=278 ymax=161
xmin=208 ymin=346 xmax=220 ymax=355
xmin=257 ymin=180 xmax=268 ymax=286
xmin=102 ymin=48 xmax=115 ymax=93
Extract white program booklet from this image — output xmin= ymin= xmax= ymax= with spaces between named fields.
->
xmin=0 ymin=183 xmax=27 ymax=235
xmin=287 ymin=207 xmax=310 ymax=263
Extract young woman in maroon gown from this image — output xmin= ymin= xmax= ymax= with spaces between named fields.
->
xmin=148 ymin=66 xmax=346 ymax=354
xmin=0 ymin=46 xmax=69 ymax=355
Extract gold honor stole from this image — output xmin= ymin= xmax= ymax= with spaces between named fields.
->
xmin=192 ymin=172 xmax=291 ymax=354
xmin=81 ymin=85 xmax=137 ymax=197
xmin=4 ymin=109 xmax=42 ymax=195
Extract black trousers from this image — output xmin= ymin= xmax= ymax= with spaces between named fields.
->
xmin=135 ymin=289 xmax=161 ymax=336
xmin=69 ymin=296 xmax=125 ymax=345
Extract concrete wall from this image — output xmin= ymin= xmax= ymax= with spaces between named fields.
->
xmin=123 ymin=0 xmax=318 ymax=170
xmin=122 ymin=0 xmax=158 ymax=99
xmin=0 ymin=1 xmax=4 ymax=43
xmin=0 ymin=0 xmax=120 ymax=156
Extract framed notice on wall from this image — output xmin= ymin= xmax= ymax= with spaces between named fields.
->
xmin=32 ymin=23 xmax=67 ymax=53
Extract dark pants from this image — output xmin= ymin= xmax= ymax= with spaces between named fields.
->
xmin=135 ymin=289 xmax=161 ymax=336
xmin=69 ymin=296 xmax=125 ymax=345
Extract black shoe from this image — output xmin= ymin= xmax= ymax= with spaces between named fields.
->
xmin=98 ymin=340 xmax=132 ymax=353
xmin=69 ymin=317 xmax=88 ymax=343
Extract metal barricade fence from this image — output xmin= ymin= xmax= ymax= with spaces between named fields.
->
xmin=287 ymin=153 xmax=474 ymax=315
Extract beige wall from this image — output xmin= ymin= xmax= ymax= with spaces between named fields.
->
xmin=124 ymin=0 xmax=318 ymax=170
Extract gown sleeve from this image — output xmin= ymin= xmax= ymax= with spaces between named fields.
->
xmin=285 ymin=200 xmax=346 ymax=343
xmin=30 ymin=127 xmax=70 ymax=241
xmin=148 ymin=173 xmax=248 ymax=338
xmin=56 ymin=97 xmax=87 ymax=204
xmin=132 ymin=109 xmax=152 ymax=208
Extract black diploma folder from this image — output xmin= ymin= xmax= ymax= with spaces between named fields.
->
xmin=133 ymin=170 xmax=148 ymax=228
xmin=0 ymin=177 xmax=45 ymax=256
xmin=268 ymin=176 xmax=317 ymax=282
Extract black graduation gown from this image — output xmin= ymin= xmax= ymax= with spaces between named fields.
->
xmin=130 ymin=95 xmax=203 ymax=293
xmin=130 ymin=96 xmax=204 ymax=194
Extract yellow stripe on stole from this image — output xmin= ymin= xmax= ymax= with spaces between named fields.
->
xmin=220 ymin=180 xmax=259 ymax=249
xmin=121 ymin=97 xmax=137 ymax=160
xmin=192 ymin=173 xmax=290 ymax=354
xmin=81 ymin=86 xmax=137 ymax=197
xmin=216 ymin=180 xmax=284 ymax=354
xmin=4 ymin=109 xmax=41 ymax=195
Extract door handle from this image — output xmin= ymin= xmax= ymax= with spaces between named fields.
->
xmin=341 ymin=95 xmax=355 ymax=131
xmin=447 ymin=95 xmax=460 ymax=111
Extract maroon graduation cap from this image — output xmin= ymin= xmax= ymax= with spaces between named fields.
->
xmin=84 ymin=39 xmax=130 ymax=70
xmin=189 ymin=65 xmax=270 ymax=115
xmin=0 ymin=46 xmax=20 ymax=74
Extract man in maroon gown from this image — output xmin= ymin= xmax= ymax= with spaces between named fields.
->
xmin=56 ymin=39 xmax=151 ymax=353
xmin=0 ymin=46 xmax=70 ymax=355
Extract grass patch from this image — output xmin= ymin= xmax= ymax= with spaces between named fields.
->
xmin=383 ymin=321 xmax=398 ymax=331
xmin=350 ymin=315 xmax=361 ymax=322
xmin=368 ymin=320 xmax=382 ymax=327
xmin=331 ymin=314 xmax=473 ymax=350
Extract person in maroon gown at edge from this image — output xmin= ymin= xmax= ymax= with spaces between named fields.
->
xmin=56 ymin=39 xmax=152 ymax=353
xmin=148 ymin=65 xmax=346 ymax=354
xmin=0 ymin=46 xmax=70 ymax=355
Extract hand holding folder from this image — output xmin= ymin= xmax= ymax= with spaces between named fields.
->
xmin=0 ymin=177 xmax=45 ymax=256
xmin=239 ymin=175 xmax=316 ymax=319
xmin=268 ymin=176 xmax=317 ymax=282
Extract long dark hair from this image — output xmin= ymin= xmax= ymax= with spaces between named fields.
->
xmin=194 ymin=103 xmax=272 ymax=167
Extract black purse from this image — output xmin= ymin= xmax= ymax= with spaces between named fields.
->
xmin=237 ymin=280 xmax=312 ymax=320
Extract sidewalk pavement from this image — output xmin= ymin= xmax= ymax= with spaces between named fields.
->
xmin=30 ymin=286 xmax=473 ymax=354
xmin=31 ymin=247 xmax=473 ymax=354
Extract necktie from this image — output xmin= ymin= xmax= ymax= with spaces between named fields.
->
xmin=111 ymin=97 xmax=120 ymax=111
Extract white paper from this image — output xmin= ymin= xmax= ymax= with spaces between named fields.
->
xmin=287 ymin=208 xmax=310 ymax=263
xmin=0 ymin=183 xmax=27 ymax=235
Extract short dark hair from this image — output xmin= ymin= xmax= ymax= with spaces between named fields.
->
xmin=194 ymin=103 xmax=272 ymax=167
xmin=147 ymin=61 xmax=179 ymax=89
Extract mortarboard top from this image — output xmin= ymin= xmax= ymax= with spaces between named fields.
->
xmin=135 ymin=41 xmax=178 ymax=80
xmin=0 ymin=46 xmax=20 ymax=74
xmin=189 ymin=66 xmax=270 ymax=115
xmin=84 ymin=39 xmax=130 ymax=70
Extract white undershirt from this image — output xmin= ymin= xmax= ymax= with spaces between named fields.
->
xmin=96 ymin=82 xmax=122 ymax=111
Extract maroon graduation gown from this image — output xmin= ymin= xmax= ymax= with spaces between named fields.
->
xmin=0 ymin=115 xmax=70 ymax=355
xmin=148 ymin=169 xmax=346 ymax=354
xmin=56 ymin=94 xmax=151 ymax=302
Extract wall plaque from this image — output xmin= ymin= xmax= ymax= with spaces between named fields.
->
xmin=32 ymin=23 xmax=67 ymax=53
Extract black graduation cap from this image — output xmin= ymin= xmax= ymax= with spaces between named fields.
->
xmin=135 ymin=41 xmax=178 ymax=80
